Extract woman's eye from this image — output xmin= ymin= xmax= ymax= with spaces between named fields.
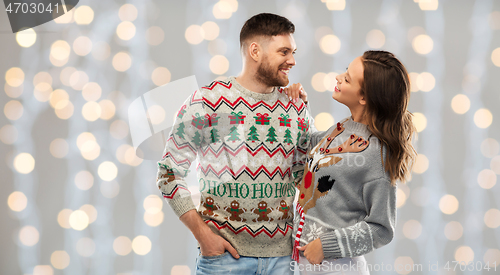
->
xmin=345 ymin=77 xmax=349 ymax=83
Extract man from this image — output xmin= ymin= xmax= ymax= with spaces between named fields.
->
xmin=157 ymin=13 xmax=313 ymax=274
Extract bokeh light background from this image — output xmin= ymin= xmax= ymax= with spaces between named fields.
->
xmin=1 ymin=0 xmax=500 ymax=274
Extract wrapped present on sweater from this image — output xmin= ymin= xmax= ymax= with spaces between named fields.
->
xmin=279 ymin=114 xmax=291 ymax=127
xmin=191 ymin=113 xmax=205 ymax=129
xmin=229 ymin=111 xmax=246 ymax=124
xmin=204 ymin=113 xmax=219 ymax=127
xmin=254 ymin=113 xmax=271 ymax=125
xmin=297 ymin=118 xmax=308 ymax=131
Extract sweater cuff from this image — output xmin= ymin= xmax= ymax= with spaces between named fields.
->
xmin=320 ymin=231 xmax=343 ymax=259
xmin=168 ymin=196 xmax=196 ymax=218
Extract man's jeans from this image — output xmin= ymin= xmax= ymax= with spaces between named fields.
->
xmin=195 ymin=251 xmax=294 ymax=275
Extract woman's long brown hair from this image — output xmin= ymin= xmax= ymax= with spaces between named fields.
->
xmin=360 ymin=50 xmax=417 ymax=185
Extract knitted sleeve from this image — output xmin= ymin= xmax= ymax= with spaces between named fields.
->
xmin=156 ymin=90 xmax=206 ymax=218
xmin=292 ymin=104 xmax=316 ymax=186
xmin=319 ymin=177 xmax=396 ymax=259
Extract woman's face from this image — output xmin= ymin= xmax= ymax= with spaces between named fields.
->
xmin=333 ymin=56 xmax=365 ymax=109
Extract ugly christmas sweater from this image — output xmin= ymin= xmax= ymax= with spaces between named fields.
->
xmin=292 ymin=117 xmax=396 ymax=261
xmin=157 ymin=76 xmax=314 ymax=257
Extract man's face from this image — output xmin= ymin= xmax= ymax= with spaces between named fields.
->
xmin=256 ymin=34 xmax=297 ymax=87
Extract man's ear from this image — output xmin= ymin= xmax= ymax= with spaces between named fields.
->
xmin=249 ymin=42 xmax=260 ymax=62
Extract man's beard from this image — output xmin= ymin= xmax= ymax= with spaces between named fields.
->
xmin=256 ymin=56 xmax=289 ymax=87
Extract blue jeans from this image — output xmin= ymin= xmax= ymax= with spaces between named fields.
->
xmin=195 ymin=251 xmax=294 ymax=275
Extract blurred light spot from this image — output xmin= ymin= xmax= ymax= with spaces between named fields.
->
xmin=366 ymin=29 xmax=385 ymax=49
xmin=213 ymin=1 xmax=233 ymax=19
xmin=412 ymin=34 xmax=433 ymax=55
xmin=474 ymin=108 xmax=493 ymax=129
xmin=76 ymin=237 xmax=95 ymax=257
xmin=110 ymin=120 xmax=129 ymax=139
xmin=82 ymin=101 xmax=102 ymax=121
xmin=50 ymin=138 xmax=69 ymax=158
xmin=323 ymin=72 xmax=338 ymax=92
xmin=185 ymin=25 xmax=205 ymax=45
xmin=481 ymin=138 xmax=499 ymax=158
xmin=491 ymin=48 xmax=500 ymax=67
xmin=409 ymin=72 xmax=419 ymax=92
xmin=119 ymin=4 xmax=138 ymax=21
xmin=491 ymin=156 xmax=500 ymax=174
xmin=74 ymin=5 xmax=94 ymax=25
xmin=407 ymin=26 xmax=426 ymax=43
xmin=73 ymin=36 xmax=92 ymax=56
xmin=51 ymin=250 xmax=70 ymax=269
xmin=444 ymin=221 xmax=463 ymax=241
xmin=92 ymin=41 xmax=111 ymax=60
xmin=394 ymin=257 xmax=413 ymax=275
xmin=51 ymin=40 xmax=71 ymax=62
xmin=113 ymin=52 xmax=132 ymax=72
xmin=19 ymin=225 xmax=39 ymax=246
xmin=143 ymin=195 xmax=163 ymax=214
xmin=125 ymin=147 xmax=143 ymax=166
xmin=80 ymin=140 xmax=100 ymax=160
xmin=314 ymin=113 xmax=334 ymax=131
xmin=54 ymin=5 xmax=74 ymax=23
xmin=0 ymin=124 xmax=18 ymax=144
xmin=152 ymin=67 xmax=171 ymax=86
xmin=60 ymin=67 xmax=76 ymax=86
xmin=101 ymin=181 xmax=120 ymax=198
xmin=54 ymin=101 xmax=74 ymax=119
xmin=57 ymin=209 xmax=73 ymax=229
xmin=75 ymin=170 xmax=94 ymax=191
xmin=69 ymin=71 xmax=89 ymax=90
xmin=403 ymin=220 xmax=421 ymax=239
xmin=98 ymin=161 xmax=118 ymax=181
xmin=439 ymin=194 xmax=459 ymax=215
xmin=132 ymin=235 xmax=152 ymax=255
xmin=311 ymin=72 xmax=326 ymax=92
xmin=418 ymin=0 xmax=438 ymax=10
xmin=451 ymin=94 xmax=470 ymax=114
xmin=416 ymin=72 xmax=435 ymax=92
xmin=113 ymin=236 xmax=132 ymax=256
xmin=99 ymin=100 xmax=116 ymax=120
xmin=14 ymin=153 xmax=35 ymax=174
xmin=484 ymin=249 xmax=500 ymax=264
xmin=412 ymin=154 xmax=429 ymax=174
xmin=33 ymin=83 xmax=52 ymax=102
xmin=116 ymin=144 xmax=130 ymax=164
xmin=148 ymin=105 xmax=165 ymax=125
xmin=315 ymin=26 xmax=333 ymax=44
xmin=5 ymin=83 xmax=23 ymax=98
xmin=209 ymin=55 xmax=229 ymax=75
xmin=326 ymin=0 xmax=346 ymax=10
xmin=454 ymin=246 xmax=474 ymax=264
xmin=146 ymin=26 xmax=165 ymax=46
xmin=117 ymin=21 xmax=136 ymax=41
xmin=396 ymin=188 xmax=407 ymax=208
xmin=320 ymin=35 xmax=341 ymax=55
xmin=4 ymin=100 xmax=23 ymax=120
xmin=33 ymin=265 xmax=53 ymax=275
xmin=77 ymin=132 xmax=96 ymax=149
xmin=16 ymin=28 xmax=36 ymax=48
xmin=144 ymin=211 xmax=164 ymax=227
xmin=49 ymin=89 xmax=69 ymax=109
xmin=33 ymin=71 xmax=52 ymax=86
xmin=82 ymin=82 xmax=102 ymax=102
xmin=412 ymin=112 xmax=427 ymax=132
xmin=208 ymin=39 xmax=227 ymax=56
xmin=80 ymin=204 xmax=97 ymax=223
xmin=171 ymin=266 xmax=191 ymax=275
xmin=490 ymin=11 xmax=500 ymax=30
xmin=201 ymin=21 xmax=220 ymax=41
xmin=5 ymin=67 xmax=24 ymax=87
xmin=484 ymin=208 xmax=500 ymax=228
xmin=69 ymin=210 xmax=89 ymax=230
xmin=8 ymin=191 xmax=27 ymax=212
xmin=477 ymin=169 xmax=497 ymax=189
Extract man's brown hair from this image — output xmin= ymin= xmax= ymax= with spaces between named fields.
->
xmin=239 ymin=13 xmax=295 ymax=48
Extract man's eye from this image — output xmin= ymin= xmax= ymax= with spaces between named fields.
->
xmin=283 ymin=51 xmax=288 ymax=55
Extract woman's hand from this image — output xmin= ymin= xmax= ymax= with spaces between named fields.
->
xmin=297 ymin=238 xmax=324 ymax=264
xmin=284 ymin=83 xmax=308 ymax=104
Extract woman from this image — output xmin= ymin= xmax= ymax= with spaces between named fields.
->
xmin=284 ymin=50 xmax=417 ymax=274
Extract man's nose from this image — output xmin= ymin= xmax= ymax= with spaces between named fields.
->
xmin=287 ymin=54 xmax=296 ymax=67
